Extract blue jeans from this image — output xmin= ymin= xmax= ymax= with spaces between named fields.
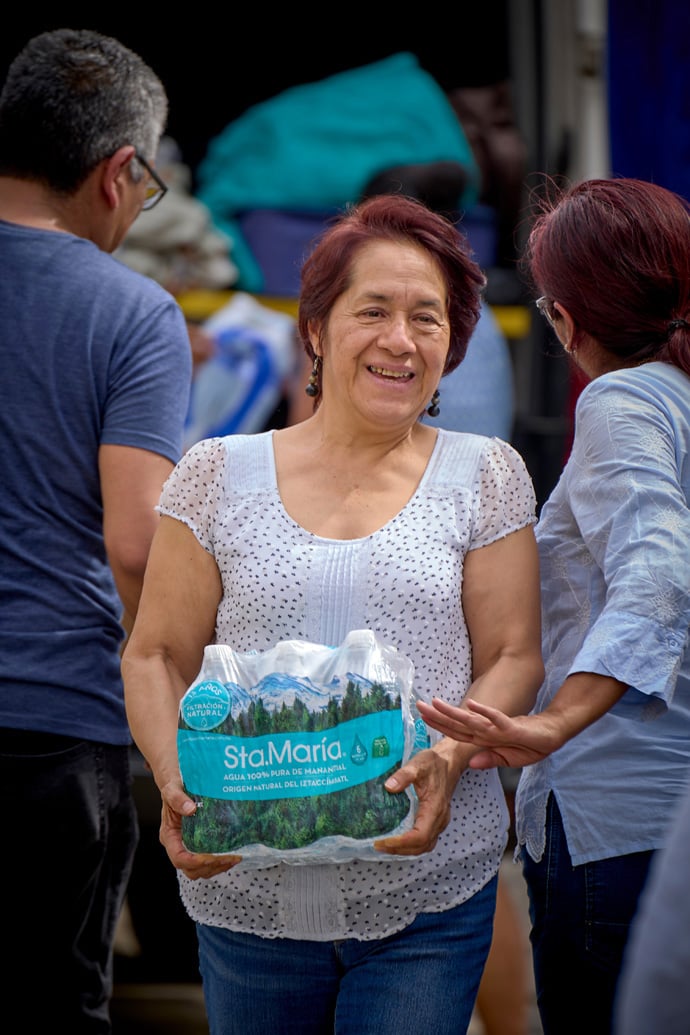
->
xmin=522 ymin=794 xmax=654 ymax=1035
xmin=197 ymin=875 xmax=497 ymax=1035
xmin=0 ymin=730 xmax=138 ymax=1033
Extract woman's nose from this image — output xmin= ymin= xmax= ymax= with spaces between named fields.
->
xmin=378 ymin=315 xmax=415 ymax=352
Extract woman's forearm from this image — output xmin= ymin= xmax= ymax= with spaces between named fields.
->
xmin=537 ymin=670 xmax=629 ymax=746
xmin=465 ymin=649 xmax=545 ymax=717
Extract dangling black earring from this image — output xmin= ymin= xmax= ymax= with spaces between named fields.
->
xmin=305 ymin=355 xmax=320 ymax=397
xmin=426 ymin=388 xmax=440 ymax=417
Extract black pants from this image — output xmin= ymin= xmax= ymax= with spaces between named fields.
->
xmin=0 ymin=730 xmax=138 ymax=1033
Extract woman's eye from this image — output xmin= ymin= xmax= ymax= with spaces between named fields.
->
xmin=415 ymin=313 xmax=442 ymax=327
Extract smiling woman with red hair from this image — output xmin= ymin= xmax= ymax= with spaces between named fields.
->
xmin=123 ymin=193 xmax=543 ymax=1035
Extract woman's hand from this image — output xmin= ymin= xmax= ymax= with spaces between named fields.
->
xmin=158 ymin=778 xmax=243 ymax=879
xmin=417 ymin=670 xmax=631 ymax=770
xmin=372 ymin=742 xmax=465 ymax=856
xmin=415 ymin=697 xmax=562 ymax=769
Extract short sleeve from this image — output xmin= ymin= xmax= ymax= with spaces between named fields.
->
xmin=471 ymin=438 xmax=537 ymax=550
xmin=157 ymin=436 xmax=227 ymax=551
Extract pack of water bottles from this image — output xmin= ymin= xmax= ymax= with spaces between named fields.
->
xmin=177 ymin=630 xmax=427 ymax=867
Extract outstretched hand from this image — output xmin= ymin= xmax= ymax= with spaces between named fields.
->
xmin=416 ymin=697 xmax=559 ymax=769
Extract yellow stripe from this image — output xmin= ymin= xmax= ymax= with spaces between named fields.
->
xmin=177 ymin=291 xmax=531 ymax=341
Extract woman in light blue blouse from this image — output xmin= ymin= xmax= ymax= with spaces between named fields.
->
xmin=418 ymin=177 xmax=690 ymax=1035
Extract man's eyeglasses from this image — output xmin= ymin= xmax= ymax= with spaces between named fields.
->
xmin=535 ymin=296 xmax=558 ymax=329
xmin=134 ymin=151 xmax=168 ymax=211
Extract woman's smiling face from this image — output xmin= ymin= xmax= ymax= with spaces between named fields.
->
xmin=311 ymin=239 xmax=451 ymax=428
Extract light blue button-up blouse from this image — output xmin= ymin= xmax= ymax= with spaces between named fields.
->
xmin=516 ymin=361 xmax=690 ymax=866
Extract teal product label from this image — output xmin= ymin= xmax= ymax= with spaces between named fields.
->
xmin=178 ymin=709 xmax=403 ymax=802
xmin=181 ymin=680 xmax=231 ymax=730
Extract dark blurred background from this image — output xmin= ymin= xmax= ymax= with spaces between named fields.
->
xmin=0 ymin=10 xmax=513 ymax=185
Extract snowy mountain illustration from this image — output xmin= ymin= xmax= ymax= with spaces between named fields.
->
xmin=223 ymin=670 xmax=382 ymax=717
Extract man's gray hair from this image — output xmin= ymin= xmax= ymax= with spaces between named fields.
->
xmin=0 ymin=28 xmax=168 ymax=192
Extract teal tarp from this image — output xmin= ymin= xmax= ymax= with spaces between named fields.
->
xmin=196 ymin=52 xmax=479 ymax=291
